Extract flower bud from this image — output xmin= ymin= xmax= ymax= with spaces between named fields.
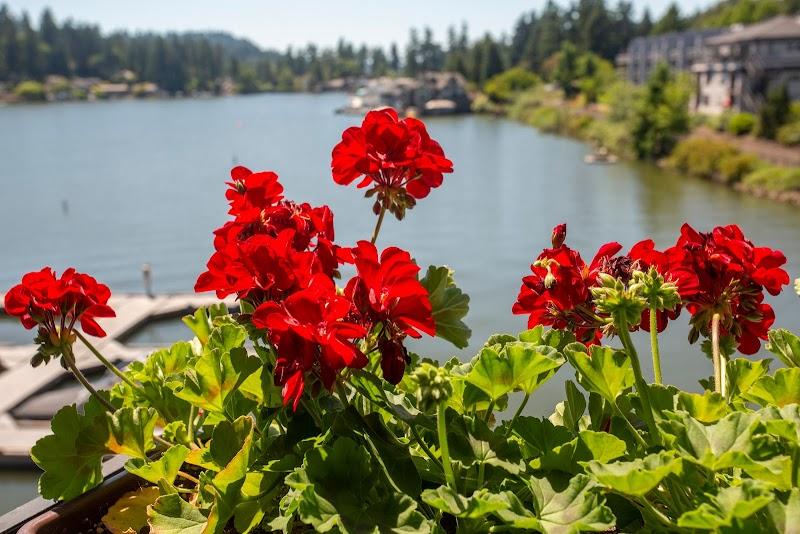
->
xmin=591 ymin=272 xmax=647 ymax=327
xmin=795 ymin=278 xmax=800 ymax=297
xmin=544 ymin=271 xmax=557 ymax=289
xmin=631 ymin=267 xmax=681 ymax=312
xmin=551 ymin=223 xmax=567 ymax=248
xmin=412 ymin=362 xmax=453 ymax=413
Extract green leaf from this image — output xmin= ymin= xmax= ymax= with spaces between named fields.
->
xmin=182 ymin=304 xmax=229 ymax=345
xmin=106 ymin=407 xmax=158 ymax=459
xmin=204 ymin=416 xmax=255 ymax=534
xmin=518 ymin=326 xmax=576 ymax=350
xmin=677 ymin=391 xmax=730 ymax=423
xmin=564 ymin=343 xmax=633 ymax=404
xmin=30 ymin=402 xmax=111 ymax=501
xmin=761 ymin=404 xmax=800 ymax=444
xmin=496 ymin=474 xmax=614 ymax=534
xmin=677 ymin=481 xmax=773 ymax=530
xmin=126 ymin=445 xmax=190 ymax=485
xmin=238 ymin=366 xmax=282 ymax=407
xmin=535 ymin=430 xmax=627 ymax=474
xmin=733 ymin=453 xmax=793 ymax=491
xmin=743 ymin=368 xmax=800 ymax=407
xmin=102 ymin=486 xmax=161 ymax=534
xmin=727 ymin=357 xmax=771 ymax=398
xmin=767 ymin=329 xmax=800 ymax=368
xmin=207 ymin=322 xmax=247 ymax=354
xmin=511 ymin=417 xmax=573 ymax=460
xmin=173 ymin=341 xmax=260 ymax=414
xmin=766 ymin=488 xmax=800 ymax=533
xmin=420 ymin=265 xmax=471 ymax=349
xmin=466 ymin=345 xmax=516 ymax=401
xmin=422 ymin=486 xmax=510 ymax=519
xmin=505 ymin=342 xmax=565 ymax=394
xmin=659 ymin=411 xmax=759 ymax=470
xmin=148 ymin=494 xmax=207 ymax=534
xmin=560 ymin=380 xmax=587 ymax=433
xmin=584 ymin=451 xmax=682 ymax=496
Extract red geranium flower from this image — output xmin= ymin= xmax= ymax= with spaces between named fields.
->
xmin=225 ymin=165 xmax=284 ymax=220
xmin=331 ymin=108 xmax=453 ymax=219
xmin=671 ymin=223 xmax=789 ymax=354
xmin=512 ymin=224 xmax=622 ymax=344
xmin=344 ymin=241 xmax=435 ymax=383
xmin=252 ymin=274 xmax=367 ymax=410
xmin=5 ymin=268 xmax=115 ymax=361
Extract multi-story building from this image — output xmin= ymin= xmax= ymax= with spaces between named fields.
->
xmin=616 ymin=29 xmax=726 ymax=85
xmin=691 ymin=16 xmax=800 ymax=114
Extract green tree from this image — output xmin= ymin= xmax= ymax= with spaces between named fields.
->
xmin=632 ymin=63 xmax=690 ymax=159
xmin=19 ymin=12 xmax=43 ymax=80
xmin=553 ymin=41 xmax=579 ymax=97
xmin=759 ymin=84 xmax=791 ymax=140
xmin=652 ymin=3 xmax=686 ymax=35
xmin=478 ymin=34 xmax=504 ymax=84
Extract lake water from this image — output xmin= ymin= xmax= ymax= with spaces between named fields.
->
xmin=1 ymin=93 xmax=799 ymax=514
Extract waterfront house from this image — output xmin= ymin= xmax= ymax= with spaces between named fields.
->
xmin=616 ymin=28 xmax=726 ymax=85
xmin=691 ymin=16 xmax=800 ymax=114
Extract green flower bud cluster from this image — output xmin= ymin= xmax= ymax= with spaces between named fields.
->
xmin=591 ymin=272 xmax=647 ymax=327
xmin=632 ymin=267 xmax=681 ymax=312
xmin=412 ymin=362 xmax=453 ymax=412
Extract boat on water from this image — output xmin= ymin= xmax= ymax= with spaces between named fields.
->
xmin=584 ymin=146 xmax=618 ymax=164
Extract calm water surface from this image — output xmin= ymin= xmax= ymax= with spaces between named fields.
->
xmin=1 ymin=93 xmax=799 ymax=513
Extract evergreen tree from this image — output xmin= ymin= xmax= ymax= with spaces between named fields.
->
xmin=404 ymin=29 xmax=420 ymax=76
xmin=389 ymin=42 xmax=400 ymax=72
xmin=759 ymin=84 xmax=791 ymax=139
xmin=479 ymin=34 xmax=504 ymax=84
xmin=652 ymin=3 xmax=686 ymax=35
xmin=19 ymin=12 xmax=43 ymax=80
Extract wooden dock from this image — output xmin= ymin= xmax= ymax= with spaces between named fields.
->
xmin=0 ymin=292 xmax=229 ymax=465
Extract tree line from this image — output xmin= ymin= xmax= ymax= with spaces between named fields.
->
xmin=1 ymin=0 xmax=798 ymax=95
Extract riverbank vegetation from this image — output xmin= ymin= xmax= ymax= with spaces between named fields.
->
xmin=5 ymin=110 xmax=800 ymax=533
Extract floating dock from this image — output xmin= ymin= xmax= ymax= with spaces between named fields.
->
xmin=0 ymin=292 xmax=229 ymax=465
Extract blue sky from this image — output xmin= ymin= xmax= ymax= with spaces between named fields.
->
xmin=7 ymin=1 xmax=719 ymax=49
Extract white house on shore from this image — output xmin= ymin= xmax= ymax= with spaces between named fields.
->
xmin=617 ymin=16 xmax=800 ymax=115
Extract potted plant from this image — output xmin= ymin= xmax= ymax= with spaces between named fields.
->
xmin=5 ymin=108 xmax=800 ymax=533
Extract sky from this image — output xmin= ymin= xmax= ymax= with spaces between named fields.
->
xmin=7 ymin=1 xmax=719 ymax=50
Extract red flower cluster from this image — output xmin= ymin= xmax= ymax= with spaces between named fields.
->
xmin=331 ymin=108 xmax=453 ymax=219
xmin=514 ymin=223 xmax=790 ymax=354
xmin=670 ymin=223 xmax=789 ymax=354
xmin=5 ymin=267 xmax=115 ymax=350
xmin=512 ymin=225 xmax=622 ymax=344
xmin=253 ymin=274 xmax=367 ymax=411
xmin=196 ymin=164 xmax=436 ymax=409
xmin=344 ymin=241 xmax=436 ymax=383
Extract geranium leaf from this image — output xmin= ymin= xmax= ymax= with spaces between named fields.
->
xmin=659 ymin=411 xmax=759 ymax=470
xmin=523 ymin=474 xmax=615 ymax=534
xmin=766 ymin=488 xmax=800 ymax=533
xmin=584 ymin=451 xmax=682 ymax=496
xmin=743 ymin=368 xmax=800 ymax=407
xmin=126 ymin=444 xmax=190 ymax=485
xmin=761 ymin=404 xmax=800 ymax=444
xmin=106 ymin=407 xmax=158 ymax=459
xmin=173 ymin=342 xmax=260 ymax=413
xmin=510 ymin=417 xmax=574 ymax=460
xmin=204 ymin=416 xmax=255 ymax=534
xmin=518 ymin=326 xmax=576 ymax=350
xmin=30 ymin=401 xmax=111 ymax=501
xmin=421 ymin=486 xmax=510 ymax=519
xmin=727 ymin=357 xmax=771 ymax=399
xmin=148 ymin=494 xmax=207 ymax=534
xmin=102 ymin=486 xmax=160 ymax=534
xmin=420 ymin=265 xmax=471 ymax=349
xmin=552 ymin=380 xmax=587 ymax=433
xmin=466 ymin=345 xmax=515 ymax=401
xmin=732 ymin=453 xmax=793 ymax=490
xmin=677 ymin=391 xmax=730 ymax=423
xmin=564 ymin=343 xmax=633 ymax=404
xmin=182 ymin=304 xmax=229 ymax=346
xmin=767 ymin=329 xmax=800 ymax=368
xmin=535 ymin=430 xmax=627 ymax=473
xmin=505 ymin=342 xmax=565 ymax=394
xmin=677 ymin=481 xmax=773 ymax=530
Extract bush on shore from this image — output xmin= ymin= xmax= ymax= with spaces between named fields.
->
xmin=666 ymin=137 xmax=739 ymax=180
xmin=743 ymin=165 xmax=800 ymax=192
xmin=727 ymin=112 xmax=757 ymax=136
xmin=776 ymin=122 xmax=800 ymax=146
xmin=483 ymin=67 xmax=540 ymax=104
xmin=13 ymin=80 xmax=46 ymax=102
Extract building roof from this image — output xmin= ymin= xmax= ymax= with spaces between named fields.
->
xmin=707 ymin=16 xmax=800 ymax=45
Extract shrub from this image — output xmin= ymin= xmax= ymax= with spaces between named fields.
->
xmin=743 ymin=165 xmax=800 ymax=192
xmin=632 ymin=64 xmax=691 ymax=159
xmin=727 ymin=112 xmax=757 ymax=136
xmin=776 ymin=122 xmax=800 ymax=146
xmin=758 ymin=84 xmax=790 ymax=139
xmin=666 ymin=137 xmax=738 ymax=179
xmin=717 ymin=152 xmax=761 ymax=184
xmin=527 ymin=105 xmax=564 ymax=133
xmin=483 ymin=67 xmax=540 ymax=104
xmin=13 ymin=80 xmax=46 ymax=102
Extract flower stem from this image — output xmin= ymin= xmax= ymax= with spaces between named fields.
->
xmin=176 ymin=470 xmax=200 ymax=485
xmin=711 ymin=313 xmax=723 ymax=396
xmin=612 ymin=401 xmax=649 ymax=450
xmin=75 ymin=330 xmax=140 ymax=392
xmin=616 ymin=317 xmax=660 ymax=445
xmin=504 ymin=393 xmax=530 ymax=437
xmin=649 ymin=308 xmax=663 ymax=385
xmin=370 ymin=203 xmax=387 ymax=244
xmin=437 ymin=402 xmax=457 ymax=492
xmin=64 ymin=351 xmax=117 ymax=413
xmin=409 ymin=425 xmax=444 ymax=471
